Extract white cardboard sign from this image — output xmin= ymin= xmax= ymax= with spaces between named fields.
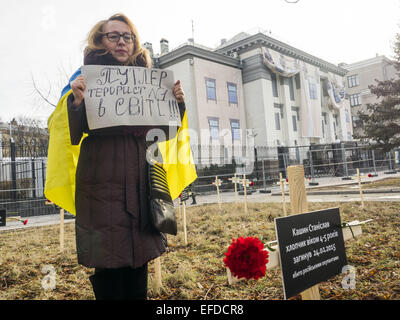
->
xmin=81 ymin=65 xmax=181 ymax=130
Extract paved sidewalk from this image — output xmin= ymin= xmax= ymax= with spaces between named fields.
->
xmin=1 ymin=171 xmax=398 ymax=232
xmin=0 ymin=212 xmax=75 ymax=232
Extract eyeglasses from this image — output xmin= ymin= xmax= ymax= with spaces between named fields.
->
xmin=103 ymin=32 xmax=135 ymax=43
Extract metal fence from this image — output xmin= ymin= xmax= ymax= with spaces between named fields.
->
xmin=0 ymin=138 xmax=399 ymax=218
xmin=0 ymin=140 xmax=58 ymax=218
xmin=190 ymin=142 xmax=400 ymax=194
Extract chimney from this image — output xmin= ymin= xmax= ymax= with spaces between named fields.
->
xmin=220 ymin=38 xmax=227 ymax=46
xmin=143 ymin=42 xmax=153 ymax=57
xmin=160 ymin=38 xmax=169 ymax=55
xmin=188 ymin=38 xmax=194 ymax=45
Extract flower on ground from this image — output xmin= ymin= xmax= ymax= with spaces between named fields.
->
xmin=23 ymin=220 xmax=28 ymax=225
xmin=223 ymin=236 xmax=269 ymax=280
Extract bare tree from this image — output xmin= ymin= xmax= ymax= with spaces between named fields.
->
xmin=30 ymin=61 xmax=76 ymax=110
xmin=11 ymin=116 xmax=48 ymax=157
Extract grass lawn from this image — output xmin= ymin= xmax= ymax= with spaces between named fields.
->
xmin=1 ymin=201 xmax=399 ymax=300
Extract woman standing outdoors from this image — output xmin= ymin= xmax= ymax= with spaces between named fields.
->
xmin=67 ymin=13 xmax=185 ymax=300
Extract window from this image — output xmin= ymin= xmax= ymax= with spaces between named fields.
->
xmin=349 ymin=93 xmax=361 ymax=107
xmin=295 ymin=73 xmax=301 ymax=89
xmin=334 ymin=114 xmax=339 ymax=126
xmin=347 ymin=74 xmax=359 ymax=88
xmin=227 ymin=83 xmax=238 ymax=104
xmin=230 ymin=120 xmax=240 ymax=141
xmin=322 ymin=79 xmax=329 ymax=97
xmin=309 ymin=80 xmax=318 ymax=100
xmin=205 ymin=78 xmax=216 ymax=101
xmin=292 ymin=115 xmax=297 ymax=132
xmin=275 ymin=112 xmax=281 ymax=130
xmin=208 ymin=118 xmax=219 ymax=140
xmin=322 ymin=112 xmax=327 ymax=125
xmin=288 ymin=77 xmax=295 ymax=101
xmin=352 ymin=115 xmax=360 ymax=128
xmin=292 ymin=106 xmax=300 ymax=120
xmin=274 ymin=103 xmax=284 ymax=119
xmin=322 ymin=120 xmax=325 ymax=138
xmin=271 ymin=73 xmax=278 ymax=97
xmin=295 ymin=140 xmax=300 ymax=162
xmin=345 ymin=109 xmax=350 ymax=123
xmin=333 ymin=121 xmax=337 ymax=138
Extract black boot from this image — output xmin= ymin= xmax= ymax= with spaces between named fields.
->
xmin=89 ymin=270 xmax=118 ymax=300
xmin=122 ymin=264 xmax=148 ymax=300
xmin=90 ymin=266 xmax=148 ymax=300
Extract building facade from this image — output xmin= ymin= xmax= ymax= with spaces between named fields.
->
xmin=341 ymin=55 xmax=397 ymax=137
xmin=151 ymin=32 xmax=353 ymax=157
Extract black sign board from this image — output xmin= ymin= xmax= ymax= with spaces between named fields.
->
xmin=274 ymin=207 xmax=347 ymax=299
xmin=0 ymin=209 xmax=6 ymax=227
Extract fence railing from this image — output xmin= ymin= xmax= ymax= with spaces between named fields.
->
xmin=0 ymin=139 xmax=399 ymax=218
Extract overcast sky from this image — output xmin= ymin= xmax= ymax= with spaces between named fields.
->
xmin=0 ymin=0 xmax=399 ymax=124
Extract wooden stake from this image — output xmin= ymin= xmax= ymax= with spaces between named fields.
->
xmin=60 ymin=208 xmax=64 ymax=253
xmin=215 ymin=176 xmax=222 ymax=211
xmin=183 ymin=201 xmax=188 ymax=246
xmin=243 ymin=174 xmax=248 ymax=214
xmin=357 ymin=169 xmax=364 ymax=208
xmin=6 ymin=216 xmax=21 ymax=222
xmin=154 ymin=257 xmax=162 ymax=292
xmin=234 ymin=173 xmax=238 ymax=206
xmin=280 ymin=173 xmax=287 ymax=216
xmin=178 ymin=197 xmax=182 ymax=222
xmin=287 ymin=165 xmax=320 ymax=300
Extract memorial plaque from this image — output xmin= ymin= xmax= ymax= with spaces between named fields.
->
xmin=275 ymin=207 xmax=348 ymax=299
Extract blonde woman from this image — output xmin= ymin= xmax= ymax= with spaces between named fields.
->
xmin=68 ymin=13 xmax=185 ymax=300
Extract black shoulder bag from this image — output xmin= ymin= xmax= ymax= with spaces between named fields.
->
xmin=147 ymin=159 xmax=177 ymax=235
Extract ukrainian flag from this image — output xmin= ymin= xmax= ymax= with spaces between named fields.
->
xmin=44 ymin=68 xmax=197 ymax=215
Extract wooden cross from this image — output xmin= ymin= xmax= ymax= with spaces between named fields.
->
xmin=212 ymin=176 xmax=223 ymax=210
xmin=357 ymin=168 xmax=365 ymax=208
xmin=228 ymin=174 xmax=240 ymax=205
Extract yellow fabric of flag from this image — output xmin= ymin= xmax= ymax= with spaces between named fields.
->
xmin=45 ymin=89 xmax=197 ymax=214
xmin=44 ymin=90 xmax=85 ymax=215
xmin=157 ymin=111 xmax=197 ymax=200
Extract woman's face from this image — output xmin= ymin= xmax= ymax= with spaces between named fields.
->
xmin=101 ymin=20 xmax=135 ymax=63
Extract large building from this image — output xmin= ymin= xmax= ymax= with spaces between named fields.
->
xmin=147 ymin=31 xmax=353 ymax=158
xmin=340 ymin=55 xmax=398 ymax=137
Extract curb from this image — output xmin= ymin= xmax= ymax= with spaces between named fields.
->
xmin=271 ymin=188 xmax=400 ymax=196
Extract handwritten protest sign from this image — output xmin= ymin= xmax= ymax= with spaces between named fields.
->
xmin=81 ymin=65 xmax=181 ymax=130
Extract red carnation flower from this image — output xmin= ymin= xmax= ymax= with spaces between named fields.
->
xmin=23 ymin=220 xmax=28 ymax=225
xmin=249 ymin=181 xmax=254 ymax=186
xmin=368 ymin=173 xmax=372 ymax=178
xmin=223 ymin=237 xmax=269 ymax=280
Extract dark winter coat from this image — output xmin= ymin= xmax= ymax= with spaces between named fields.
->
xmin=67 ymin=51 xmax=182 ymax=269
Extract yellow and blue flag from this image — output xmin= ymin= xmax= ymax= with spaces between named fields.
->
xmin=44 ymin=68 xmax=197 ymax=215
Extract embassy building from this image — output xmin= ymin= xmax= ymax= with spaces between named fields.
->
xmin=146 ymin=31 xmax=353 ymax=165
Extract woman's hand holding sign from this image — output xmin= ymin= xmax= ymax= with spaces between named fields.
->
xmin=173 ymin=80 xmax=185 ymax=103
xmin=71 ymin=75 xmax=87 ymax=107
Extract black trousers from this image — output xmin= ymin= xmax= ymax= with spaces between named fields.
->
xmin=89 ymin=264 xmax=148 ymax=300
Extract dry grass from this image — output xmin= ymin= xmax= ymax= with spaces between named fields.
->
xmin=361 ymin=177 xmax=400 ymax=189
xmin=1 ymin=200 xmax=400 ymax=300
xmin=311 ymin=177 xmax=400 ymax=191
